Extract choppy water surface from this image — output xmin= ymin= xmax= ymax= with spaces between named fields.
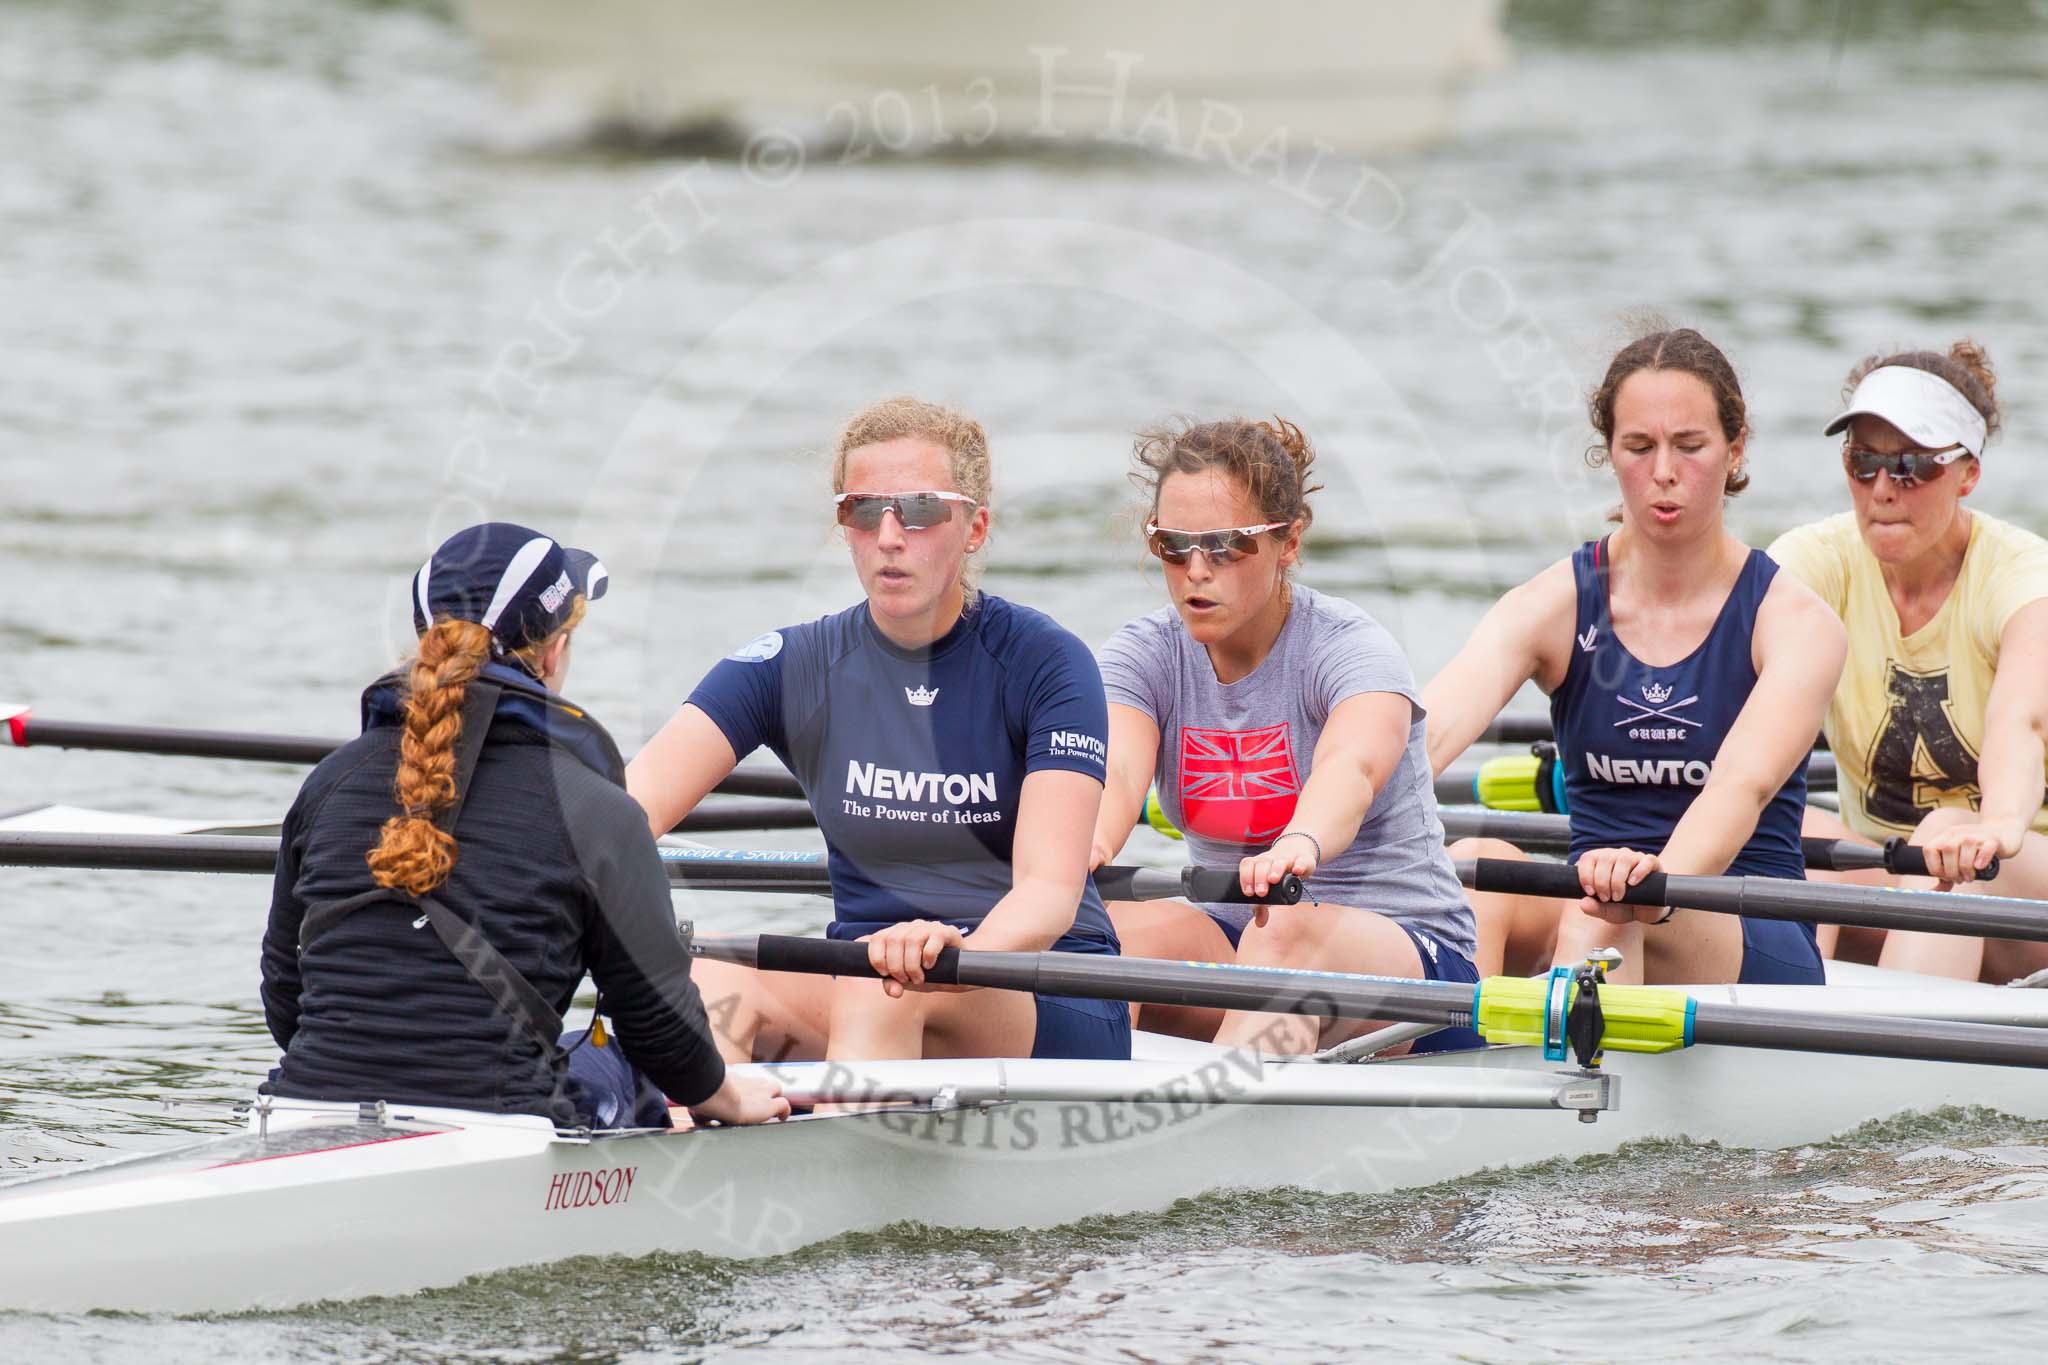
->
xmin=4 ymin=0 xmax=2048 ymax=1357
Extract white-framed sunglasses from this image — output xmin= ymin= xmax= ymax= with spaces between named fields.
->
xmin=834 ymin=490 xmax=979 ymax=532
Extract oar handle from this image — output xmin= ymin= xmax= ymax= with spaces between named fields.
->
xmin=1783 ymin=838 xmax=1996 ymax=881
xmin=1878 ymin=836 xmax=1998 ymax=881
xmin=753 ymin=933 xmax=931 ymax=980
xmin=1463 ymin=857 xmax=1667 ymax=905
xmin=1094 ymin=865 xmax=1305 ymax=906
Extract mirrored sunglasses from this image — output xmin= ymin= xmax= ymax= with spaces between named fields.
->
xmin=1842 ymin=443 xmax=1970 ymax=488
xmin=834 ymin=490 xmax=979 ymax=532
xmin=1144 ymin=520 xmax=1289 ymax=566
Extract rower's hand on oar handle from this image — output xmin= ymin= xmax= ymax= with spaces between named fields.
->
xmin=688 ymin=1070 xmax=792 ymax=1127
xmin=1575 ymin=847 xmax=1668 ymax=925
xmin=861 ymin=920 xmax=973 ymax=997
xmin=1908 ymin=823 xmax=2016 ymax=888
xmin=1240 ymin=832 xmax=1319 ymax=911
xmin=1225 ymin=841 xmax=1315 ymax=930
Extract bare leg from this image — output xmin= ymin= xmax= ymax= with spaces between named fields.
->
xmin=1870 ymin=806 xmax=2048 ymax=982
xmin=689 ymin=958 xmax=834 ymax=1065
xmin=1877 ymin=807 xmax=1989 ymax=980
xmin=1978 ymin=832 xmax=2048 ymax=980
xmin=822 ymin=974 xmax=1038 ymax=1063
xmin=1799 ymin=804 xmax=1888 ymax=962
xmin=1797 ymin=806 xmax=2048 ymax=981
xmin=1552 ymin=894 xmax=1746 ymax=986
xmin=1211 ymin=902 xmax=1425 ymax=1056
xmin=1449 ymin=837 xmax=1565 ymax=977
xmin=1105 ymin=897 xmax=1238 ymax=1040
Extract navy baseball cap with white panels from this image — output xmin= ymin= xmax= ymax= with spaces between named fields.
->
xmin=410 ymin=523 xmax=609 ymax=650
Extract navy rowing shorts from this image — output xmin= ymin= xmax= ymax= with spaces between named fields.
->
xmin=1203 ymin=911 xmax=1486 ymax=1055
xmin=1738 ymin=916 xmax=1826 ymax=985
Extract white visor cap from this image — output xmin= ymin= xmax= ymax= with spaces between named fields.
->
xmin=1825 ymin=365 xmax=1988 ymax=456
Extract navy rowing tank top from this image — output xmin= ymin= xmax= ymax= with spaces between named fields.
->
xmin=1548 ymin=537 xmax=1808 ymax=880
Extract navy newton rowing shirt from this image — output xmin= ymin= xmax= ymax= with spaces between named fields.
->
xmin=1550 ymin=537 xmax=1808 ymax=879
xmin=687 ymin=594 xmax=1118 ymax=950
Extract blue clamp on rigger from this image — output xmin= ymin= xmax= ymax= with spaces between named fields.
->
xmin=1542 ymin=966 xmax=1574 ymax=1063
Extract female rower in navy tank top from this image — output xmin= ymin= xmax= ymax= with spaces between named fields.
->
xmin=629 ymin=397 xmax=1130 ymax=1066
xmin=1423 ymin=326 xmax=1846 ymax=986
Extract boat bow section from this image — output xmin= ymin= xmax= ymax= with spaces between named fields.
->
xmin=0 ymin=1105 xmax=558 ymax=1314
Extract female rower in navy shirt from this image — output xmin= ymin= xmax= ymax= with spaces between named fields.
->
xmin=629 ymin=397 xmax=1131 ymax=1064
xmin=1424 ymin=326 xmax=1846 ymax=986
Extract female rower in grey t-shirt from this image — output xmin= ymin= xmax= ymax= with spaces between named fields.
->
xmin=1091 ymin=417 xmax=1480 ymax=1056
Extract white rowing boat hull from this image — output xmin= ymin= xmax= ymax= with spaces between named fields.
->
xmin=7 ymin=979 xmax=2048 ymax=1316
xmin=0 ymin=803 xmax=282 ymax=838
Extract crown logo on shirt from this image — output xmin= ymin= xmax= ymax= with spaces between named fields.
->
xmin=904 ymin=685 xmax=939 ymax=707
xmin=1642 ymin=681 xmax=1673 ymax=705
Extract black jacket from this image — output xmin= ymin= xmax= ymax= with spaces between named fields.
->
xmin=260 ymin=663 xmax=726 ymax=1122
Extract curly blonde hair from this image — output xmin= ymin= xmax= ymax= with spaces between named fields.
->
xmin=832 ymin=395 xmax=992 ymax=587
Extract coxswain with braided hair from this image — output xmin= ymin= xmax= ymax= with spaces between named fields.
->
xmin=260 ymin=523 xmax=786 ymax=1129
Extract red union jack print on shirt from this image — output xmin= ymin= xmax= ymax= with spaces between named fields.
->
xmin=1177 ymin=723 xmax=1301 ymax=844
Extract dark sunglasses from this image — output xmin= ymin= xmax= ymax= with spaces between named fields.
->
xmin=1843 ymin=443 xmax=1970 ymax=488
xmin=834 ymin=490 xmax=979 ymax=532
xmin=1144 ymin=520 xmax=1289 ymax=566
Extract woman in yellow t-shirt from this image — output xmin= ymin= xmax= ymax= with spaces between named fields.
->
xmin=1769 ymin=341 xmax=2048 ymax=982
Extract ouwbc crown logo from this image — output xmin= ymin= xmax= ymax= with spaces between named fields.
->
xmin=1642 ymin=681 xmax=1673 ymax=705
xmin=905 ymin=685 xmax=938 ymax=707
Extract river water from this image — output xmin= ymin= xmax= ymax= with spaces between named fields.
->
xmin=3 ymin=0 xmax=2047 ymax=1358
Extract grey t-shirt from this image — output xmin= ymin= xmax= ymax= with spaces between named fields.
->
xmin=1097 ymin=585 xmax=1476 ymax=959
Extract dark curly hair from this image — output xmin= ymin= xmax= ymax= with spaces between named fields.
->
xmin=1586 ymin=325 xmax=1750 ymax=498
xmin=1130 ymin=416 xmax=1324 ymax=552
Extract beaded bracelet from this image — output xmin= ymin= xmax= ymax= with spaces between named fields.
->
xmin=1275 ymin=830 xmax=1323 ymax=864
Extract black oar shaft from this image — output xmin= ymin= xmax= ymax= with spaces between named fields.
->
xmin=0 ymin=831 xmax=1275 ymax=916
xmin=0 ymin=831 xmax=281 ymax=873
xmin=1440 ymin=811 xmax=1947 ymax=878
xmin=717 ymin=933 xmax=1469 ymax=1026
xmin=1692 ymin=1003 xmax=2048 ymax=1068
xmin=1461 ymin=857 xmax=2044 ymax=942
xmin=0 ymin=817 xmax=817 ymax=877
xmin=1440 ymin=809 xmax=1573 ymax=851
xmin=13 ymin=718 xmax=335 ymax=764
xmin=718 ymin=933 xmax=2048 ymax=1070
xmin=671 ymin=800 xmax=818 ymax=833
xmin=1475 ymin=716 xmax=1554 ymax=746
xmin=7 ymin=714 xmax=808 ymax=803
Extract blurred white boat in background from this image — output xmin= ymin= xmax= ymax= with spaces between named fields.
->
xmin=452 ymin=0 xmax=1508 ymax=156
